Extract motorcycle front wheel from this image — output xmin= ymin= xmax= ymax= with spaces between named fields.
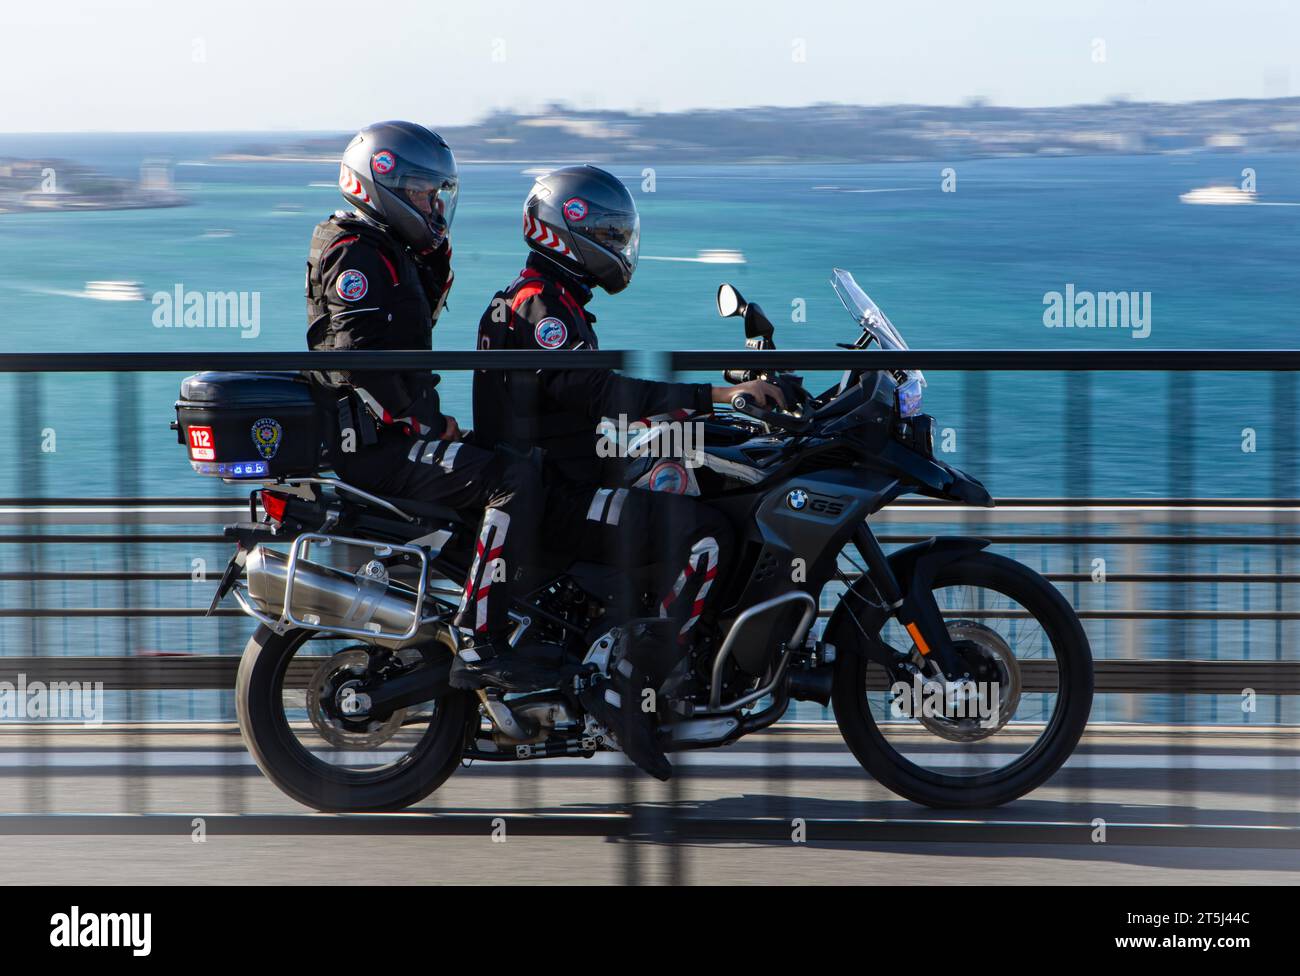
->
xmin=235 ymin=624 xmax=472 ymax=812
xmin=832 ymin=550 xmax=1093 ymax=808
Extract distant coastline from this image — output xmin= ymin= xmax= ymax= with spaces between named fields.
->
xmin=218 ymin=96 xmax=1300 ymax=165
xmin=0 ymin=157 xmax=187 ymax=214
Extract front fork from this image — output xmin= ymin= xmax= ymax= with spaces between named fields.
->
xmin=852 ymin=523 xmax=987 ymax=682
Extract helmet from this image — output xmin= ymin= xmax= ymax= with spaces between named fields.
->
xmin=338 ymin=121 xmax=459 ymax=255
xmin=523 ymin=165 xmax=640 ymax=294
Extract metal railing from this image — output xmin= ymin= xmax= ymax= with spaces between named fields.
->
xmin=1 ymin=349 xmax=1297 ymax=719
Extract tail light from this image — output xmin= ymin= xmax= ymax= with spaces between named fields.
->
xmin=260 ymin=490 xmax=288 ymax=525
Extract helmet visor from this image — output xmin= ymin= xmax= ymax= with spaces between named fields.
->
xmin=385 ymin=165 xmax=459 ymax=243
xmin=581 ymin=208 xmax=640 ymax=273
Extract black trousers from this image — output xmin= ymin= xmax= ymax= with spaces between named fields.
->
xmin=333 ymin=427 xmax=543 ymax=637
xmin=543 ymin=480 xmax=734 ymax=647
xmin=334 ymin=430 xmax=732 ymax=648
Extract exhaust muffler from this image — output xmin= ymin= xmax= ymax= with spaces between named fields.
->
xmin=243 ymin=543 xmax=433 ymax=646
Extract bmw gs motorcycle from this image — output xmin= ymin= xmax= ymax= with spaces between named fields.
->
xmin=173 ymin=269 xmax=1093 ymax=811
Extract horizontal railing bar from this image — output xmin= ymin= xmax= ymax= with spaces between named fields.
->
xmin=0 ymin=609 xmax=244 ymax=617
xmin=0 ymin=350 xmax=1297 ymax=374
xmin=2 ymin=656 xmax=1294 ymax=694
xmin=0 ymin=607 xmax=1294 ymax=621
xmin=0 ymin=571 xmax=197 ymax=579
xmin=0 ymin=572 xmax=198 ymax=581
xmin=1045 ymin=573 xmax=1300 ymax=584
xmin=0 ymin=350 xmax=626 ymax=372
xmin=0 ymin=498 xmax=249 ymax=507
xmin=811 ymin=609 xmax=1300 ymax=621
xmin=879 ymin=535 xmax=1300 ymax=546
xmin=2 ymin=496 xmax=1299 ymax=509
xmin=0 ymin=535 xmax=226 ymax=544
xmin=4 ymin=571 xmax=1299 ymax=586
xmin=671 ymin=349 xmax=1300 ymax=371
xmin=890 ymin=497 xmax=1300 ymax=508
xmin=1 ymin=533 xmax=1296 ymax=546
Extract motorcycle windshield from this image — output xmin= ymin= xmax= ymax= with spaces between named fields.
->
xmin=830 ymin=268 xmax=925 ymax=397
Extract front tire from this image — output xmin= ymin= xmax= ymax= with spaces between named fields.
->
xmin=236 ymin=626 xmax=472 ymax=812
xmin=832 ymin=550 xmax=1093 ymax=808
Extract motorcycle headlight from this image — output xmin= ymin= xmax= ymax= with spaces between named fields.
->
xmin=896 ymin=376 xmax=924 ymax=417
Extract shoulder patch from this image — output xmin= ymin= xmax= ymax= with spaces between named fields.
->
xmin=534 ymin=317 xmax=569 ymax=349
xmin=336 ymin=269 xmax=369 ymax=302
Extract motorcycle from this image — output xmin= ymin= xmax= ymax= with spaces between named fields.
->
xmin=172 ymin=268 xmax=1093 ymax=811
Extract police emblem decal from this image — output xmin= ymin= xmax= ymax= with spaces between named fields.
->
xmin=336 ymin=269 xmax=368 ymax=302
xmin=534 ymin=317 xmax=568 ymax=349
xmin=563 ymin=197 xmax=588 ymax=221
xmin=648 ymin=461 xmax=688 ymax=494
xmin=251 ymin=417 xmax=283 ymax=460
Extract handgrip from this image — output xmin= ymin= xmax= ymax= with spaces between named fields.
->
xmin=730 ymin=394 xmax=811 ymax=433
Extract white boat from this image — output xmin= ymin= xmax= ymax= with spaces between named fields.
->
xmin=81 ymin=280 xmax=146 ymax=302
xmin=641 ymin=249 xmax=748 ymax=265
xmin=695 ymin=249 xmax=746 ymax=264
xmin=1179 ymin=185 xmax=1256 ymax=205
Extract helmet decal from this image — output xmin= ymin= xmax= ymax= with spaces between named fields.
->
xmin=524 ymin=213 xmax=572 ymax=257
xmin=370 ymin=150 xmax=396 ymax=174
xmin=563 ymin=197 xmax=588 ymax=221
xmin=534 ymin=317 xmax=569 ymax=349
xmin=335 ymin=269 xmax=369 ymax=302
xmin=339 ymin=164 xmax=371 ymax=205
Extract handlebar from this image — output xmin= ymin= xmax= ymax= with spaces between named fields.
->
xmin=730 ymin=393 xmax=812 ymax=434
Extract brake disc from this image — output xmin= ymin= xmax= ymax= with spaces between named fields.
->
xmin=915 ymin=619 xmax=1022 ymax=743
xmin=305 ymin=648 xmax=408 ymax=749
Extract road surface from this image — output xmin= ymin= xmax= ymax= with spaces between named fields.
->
xmin=0 ymin=723 xmax=1295 ymax=884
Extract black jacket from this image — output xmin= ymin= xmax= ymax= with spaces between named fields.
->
xmin=473 ymin=254 xmax=712 ymax=485
xmin=306 ymin=211 xmax=453 ymax=437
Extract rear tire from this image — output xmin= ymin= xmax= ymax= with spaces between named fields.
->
xmin=832 ymin=550 xmax=1093 ymax=808
xmin=236 ymin=626 xmax=472 ymax=812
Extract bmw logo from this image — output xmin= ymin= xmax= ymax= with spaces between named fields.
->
xmin=787 ymin=489 xmax=809 ymax=511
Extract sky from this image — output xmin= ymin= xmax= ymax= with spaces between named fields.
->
xmin=3 ymin=0 xmax=1298 ymax=131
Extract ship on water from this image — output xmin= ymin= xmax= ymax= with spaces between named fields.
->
xmin=1179 ymin=185 xmax=1256 ymax=205
xmin=80 ymin=281 xmax=146 ymax=302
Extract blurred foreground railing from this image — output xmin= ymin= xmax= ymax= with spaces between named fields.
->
xmin=1 ymin=349 xmax=1298 ymax=725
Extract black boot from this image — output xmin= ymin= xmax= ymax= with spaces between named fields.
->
xmin=449 ymin=639 xmax=564 ymax=692
xmin=579 ymin=657 xmax=672 ymax=781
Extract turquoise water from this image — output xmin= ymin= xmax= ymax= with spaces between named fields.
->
xmin=0 ymin=139 xmax=1297 ymax=497
xmin=0 ymin=137 xmax=1297 ymax=724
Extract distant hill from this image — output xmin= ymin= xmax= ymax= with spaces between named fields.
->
xmin=223 ymin=97 xmax=1300 ymax=164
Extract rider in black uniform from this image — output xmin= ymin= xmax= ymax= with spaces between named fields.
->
xmin=472 ymin=165 xmax=784 ymax=779
xmin=305 ymin=121 xmax=555 ymax=689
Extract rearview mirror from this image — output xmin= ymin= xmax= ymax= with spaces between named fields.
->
xmin=716 ymin=283 xmax=745 ymax=318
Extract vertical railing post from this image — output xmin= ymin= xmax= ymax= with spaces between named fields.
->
xmin=114 ymin=371 xmax=146 ymax=813
xmin=1064 ymin=369 xmax=1096 ymax=799
xmin=17 ymin=373 xmax=48 ymax=813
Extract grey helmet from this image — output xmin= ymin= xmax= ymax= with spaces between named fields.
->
xmin=338 ymin=121 xmax=459 ymax=255
xmin=523 ymin=165 xmax=640 ymax=293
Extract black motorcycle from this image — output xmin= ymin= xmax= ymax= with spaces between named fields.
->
xmin=174 ymin=268 xmax=1093 ymax=811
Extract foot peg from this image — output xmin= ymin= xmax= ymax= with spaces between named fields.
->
xmin=579 ymin=658 xmax=672 ymax=781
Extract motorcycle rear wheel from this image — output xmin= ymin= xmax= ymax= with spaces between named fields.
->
xmin=236 ymin=625 xmax=472 ymax=812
